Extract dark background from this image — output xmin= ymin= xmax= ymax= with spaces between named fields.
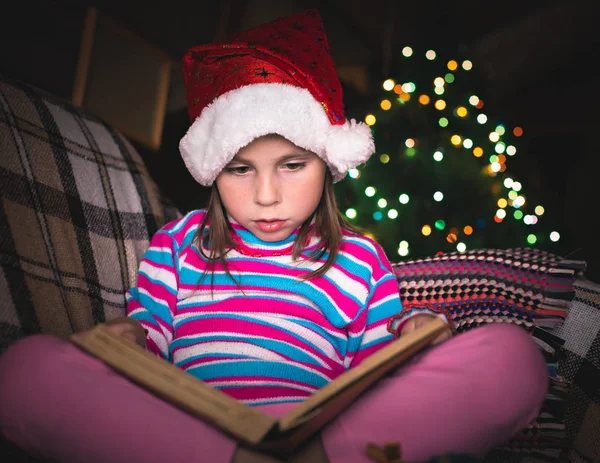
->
xmin=2 ymin=0 xmax=599 ymax=281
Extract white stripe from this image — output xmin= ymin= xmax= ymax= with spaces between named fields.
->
xmin=176 ymin=341 xmax=287 ymax=362
xmin=139 ymin=260 xmax=177 ymax=290
xmin=206 ymin=379 xmax=318 ymax=393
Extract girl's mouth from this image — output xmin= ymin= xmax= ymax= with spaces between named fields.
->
xmin=255 ymin=220 xmax=286 ymax=232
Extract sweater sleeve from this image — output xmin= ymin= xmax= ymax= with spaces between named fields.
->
xmin=126 ymin=229 xmax=179 ymax=361
xmin=346 ymin=270 xmax=405 ymax=368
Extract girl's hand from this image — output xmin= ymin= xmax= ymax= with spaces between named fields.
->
xmin=71 ymin=317 xmax=147 ymax=348
xmin=400 ymin=314 xmax=453 ymax=346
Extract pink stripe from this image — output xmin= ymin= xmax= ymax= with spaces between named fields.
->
xmin=218 ymin=386 xmax=314 ymax=402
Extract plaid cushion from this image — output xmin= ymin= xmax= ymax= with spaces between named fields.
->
xmin=552 ymin=278 xmax=600 ymax=463
xmin=0 ymin=74 xmax=181 ymax=352
xmin=392 ymin=248 xmax=591 ymax=462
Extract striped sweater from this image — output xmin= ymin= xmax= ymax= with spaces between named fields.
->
xmin=126 ymin=209 xmax=408 ymax=406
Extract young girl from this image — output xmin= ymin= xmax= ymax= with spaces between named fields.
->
xmin=0 ymin=9 xmax=548 ymax=463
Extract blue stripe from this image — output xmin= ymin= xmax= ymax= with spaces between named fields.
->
xmin=186 ymin=360 xmax=331 ymax=388
xmin=129 ymin=288 xmax=173 ymax=325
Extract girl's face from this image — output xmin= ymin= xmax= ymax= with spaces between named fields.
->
xmin=216 ymin=136 xmax=327 ymax=242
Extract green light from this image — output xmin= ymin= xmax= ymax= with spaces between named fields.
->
xmin=514 ymin=210 xmax=523 ymax=220
xmin=527 ymin=234 xmax=537 ymax=245
xmin=439 ymin=117 xmax=449 ymax=127
xmin=444 ymin=73 xmax=455 ymax=83
xmin=406 ymin=148 xmax=416 ymax=157
xmin=489 ymin=155 xmax=498 ymax=163
xmin=435 ymin=219 xmax=446 ymax=230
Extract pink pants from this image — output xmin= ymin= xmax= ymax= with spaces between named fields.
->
xmin=0 ymin=323 xmax=548 ymax=463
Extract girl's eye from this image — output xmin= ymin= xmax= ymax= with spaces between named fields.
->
xmin=225 ymin=166 xmax=251 ymax=175
xmin=283 ymin=162 xmax=306 ymax=171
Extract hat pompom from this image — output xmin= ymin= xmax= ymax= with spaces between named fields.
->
xmin=325 ymin=119 xmax=375 ymax=180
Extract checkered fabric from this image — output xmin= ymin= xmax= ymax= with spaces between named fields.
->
xmin=392 ymin=248 xmax=593 ymax=462
xmin=553 ymin=278 xmax=600 ymax=463
xmin=0 ymin=74 xmax=181 ymax=352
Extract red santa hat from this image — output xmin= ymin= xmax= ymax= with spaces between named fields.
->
xmin=179 ymin=8 xmax=375 ymax=186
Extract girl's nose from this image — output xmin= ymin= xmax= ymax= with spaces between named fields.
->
xmin=254 ymin=174 xmax=281 ymax=206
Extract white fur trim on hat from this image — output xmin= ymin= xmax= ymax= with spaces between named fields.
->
xmin=179 ymin=83 xmax=375 ymax=186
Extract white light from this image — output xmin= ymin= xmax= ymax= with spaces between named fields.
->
xmin=383 ymin=79 xmax=395 ymax=91
xmin=345 ymin=208 xmax=357 ymax=219
xmin=388 ymin=209 xmax=399 ymax=219
xmin=433 ymin=151 xmax=444 ymax=161
xmin=365 ymin=186 xmax=376 ymax=197
xmin=399 ymin=194 xmax=410 ymax=204
xmin=550 ymin=231 xmax=560 ymax=242
xmin=490 ymin=162 xmax=501 ymax=172
xmin=503 ymin=178 xmax=514 ymax=188
xmin=378 ymin=198 xmax=388 ymax=208
xmin=433 ymin=191 xmax=444 ymax=202
xmin=457 ymin=242 xmax=467 ymax=252
xmin=477 ymin=114 xmax=487 ymax=124
xmin=349 ymin=168 xmax=359 ymax=179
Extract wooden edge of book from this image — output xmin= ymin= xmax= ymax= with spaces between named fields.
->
xmin=276 ymin=317 xmax=447 ymax=431
xmin=70 ymin=326 xmax=276 ymax=444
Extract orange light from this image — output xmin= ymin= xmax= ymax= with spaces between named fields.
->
xmin=463 ymin=226 xmax=473 ymax=235
xmin=446 ymin=233 xmax=457 ymax=243
xmin=393 ymin=84 xmax=403 ymax=94
xmin=494 ymin=215 xmax=503 ymax=223
xmin=473 ymin=147 xmax=483 ymax=157
xmin=399 ymin=93 xmax=411 ymax=102
xmin=380 ymin=99 xmax=392 ymax=110
xmin=418 ymin=95 xmax=430 ymax=105
xmin=476 ymin=100 xmax=484 ymax=109
xmin=447 ymin=60 xmax=458 ymax=71
xmin=513 ymin=127 xmax=523 ymax=137
xmin=498 ymin=154 xmax=506 ymax=163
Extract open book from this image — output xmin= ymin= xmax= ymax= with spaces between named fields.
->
xmin=71 ymin=317 xmax=447 ymax=456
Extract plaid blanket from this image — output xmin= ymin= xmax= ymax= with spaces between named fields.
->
xmin=0 ymin=74 xmax=181 ymax=351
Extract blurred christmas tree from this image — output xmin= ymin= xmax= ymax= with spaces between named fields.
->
xmin=335 ymin=46 xmax=562 ymax=261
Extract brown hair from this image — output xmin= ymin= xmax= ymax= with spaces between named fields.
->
xmin=196 ymin=165 xmax=366 ymax=290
